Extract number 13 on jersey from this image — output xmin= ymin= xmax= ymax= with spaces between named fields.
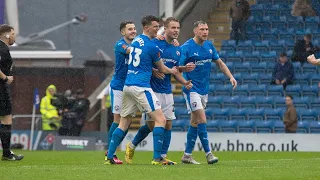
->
xmin=128 ymin=47 xmax=142 ymax=67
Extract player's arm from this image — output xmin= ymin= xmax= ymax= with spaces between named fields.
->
xmin=173 ymin=72 xmax=193 ymax=90
xmin=178 ymin=62 xmax=196 ymax=72
xmin=307 ymin=54 xmax=320 ymax=66
xmin=215 ymin=58 xmax=237 ymax=89
xmin=0 ymin=58 xmax=13 ymax=84
xmin=154 ymin=60 xmax=178 ymax=75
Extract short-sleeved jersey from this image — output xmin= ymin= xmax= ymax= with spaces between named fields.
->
xmin=179 ymin=38 xmax=219 ymax=95
xmin=0 ymin=40 xmax=13 ymax=85
xmin=125 ymin=34 xmax=161 ymax=88
xmin=110 ymin=38 xmax=130 ymax=91
xmin=150 ymin=39 xmax=180 ymax=94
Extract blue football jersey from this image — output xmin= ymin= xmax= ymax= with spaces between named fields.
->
xmin=151 ymin=39 xmax=180 ymax=94
xmin=110 ymin=38 xmax=130 ymax=91
xmin=179 ymin=39 xmax=220 ymax=95
xmin=125 ymin=34 xmax=161 ymax=88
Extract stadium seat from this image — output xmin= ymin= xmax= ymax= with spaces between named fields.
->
xmin=264 ymin=5 xmax=280 ymax=16
xmin=221 ymin=40 xmax=236 ymax=52
xmin=247 ymin=108 xmax=265 ymax=120
xmin=285 ymin=85 xmax=301 ymax=97
xmin=207 ymin=120 xmax=221 ymax=132
xmin=270 ymin=16 xmax=287 ymax=29
xmin=220 ymin=120 xmax=238 ymax=132
xmin=242 ymin=73 xmax=259 ymax=85
xmin=278 ymin=28 xmax=295 ymax=42
xmin=229 ymin=108 xmax=247 ymax=120
xmin=259 ymin=73 xmax=273 ymax=84
xmin=223 ymin=96 xmax=241 ymax=108
xmin=269 ymin=40 xmax=286 ymax=52
xmin=267 ymin=85 xmax=284 ymax=96
xmin=295 ymin=73 xmax=310 ymax=85
xmin=255 ymin=120 xmax=274 ymax=133
xmin=310 ymin=74 xmax=320 ymax=86
xmin=243 ymin=51 xmax=260 ymax=62
xmin=297 ymin=121 xmax=310 ymax=133
xmin=251 ymin=62 xmax=267 ymax=73
xmin=237 ymin=120 xmax=256 ymax=133
xmin=302 ymin=63 xmax=317 ymax=73
xmin=260 ymin=51 xmax=277 ymax=63
xmin=233 ymin=62 xmax=250 ymax=73
xmin=226 ymin=51 xmax=243 ymax=62
xmin=172 ymin=120 xmax=187 ymax=131
xmin=174 ymin=96 xmax=186 ymax=107
xmin=214 ymin=84 xmax=233 ymax=96
xmin=302 ymin=85 xmax=318 ymax=98
xmin=232 ymin=84 xmax=249 ymax=96
xmin=299 ymin=108 xmax=318 ymax=121
xmin=265 ymin=108 xmax=284 ymax=121
xmin=207 ymin=96 xmax=223 ymax=108
xmin=273 ymin=120 xmax=285 ymax=133
xmin=305 ymin=16 xmax=319 ymax=30
xmin=310 ymin=98 xmax=320 ymax=109
xmin=256 ymin=96 xmax=274 ymax=108
xmin=294 ymin=97 xmax=310 ymax=108
xmin=212 ymin=108 xmax=230 ymax=120
xmin=236 ymin=40 xmax=253 ymax=52
xmin=205 ymin=109 xmax=215 ymax=120
xmin=253 ymin=40 xmax=269 ymax=52
xmin=287 ymin=16 xmax=304 ymax=29
xmin=249 ymin=84 xmax=267 ymax=96
xmin=240 ymin=96 xmax=257 ymax=108
xmin=273 ymin=96 xmax=286 ymax=108
xmin=210 ymin=73 xmax=227 ymax=85
xmin=262 ymin=28 xmax=279 ymax=41
xmin=309 ymin=121 xmax=320 ymax=133
xmin=175 ymin=107 xmax=189 ymax=119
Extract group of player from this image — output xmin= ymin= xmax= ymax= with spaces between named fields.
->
xmin=103 ymin=15 xmax=237 ymax=165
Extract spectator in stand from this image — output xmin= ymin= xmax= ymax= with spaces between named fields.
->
xmin=292 ymin=34 xmax=317 ymax=65
xmin=292 ymin=0 xmax=316 ymax=17
xmin=283 ymin=95 xmax=297 ymax=133
xmin=272 ymin=52 xmax=294 ymax=89
xmin=229 ymin=0 xmax=251 ymax=41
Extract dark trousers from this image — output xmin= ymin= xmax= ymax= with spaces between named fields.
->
xmin=285 ymin=129 xmax=296 ymax=133
xmin=230 ymin=20 xmax=247 ymax=41
xmin=271 ymin=80 xmax=293 ymax=90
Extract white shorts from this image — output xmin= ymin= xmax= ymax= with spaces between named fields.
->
xmin=109 ymin=88 xmax=123 ymax=114
xmin=120 ymin=86 xmax=161 ymax=117
xmin=142 ymin=93 xmax=176 ymax=121
xmin=183 ymin=92 xmax=208 ymax=113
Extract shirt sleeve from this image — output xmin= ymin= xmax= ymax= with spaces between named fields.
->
xmin=114 ymin=41 xmax=129 ymax=54
xmin=179 ymin=45 xmax=188 ymax=66
xmin=151 ymin=45 xmax=161 ymax=63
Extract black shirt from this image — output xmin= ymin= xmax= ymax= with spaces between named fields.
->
xmin=0 ymin=40 xmax=13 ymax=79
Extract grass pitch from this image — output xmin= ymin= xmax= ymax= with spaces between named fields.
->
xmin=1 ymin=151 xmax=320 ymax=180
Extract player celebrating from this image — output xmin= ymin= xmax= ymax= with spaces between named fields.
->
xmin=105 ymin=15 xmax=178 ymax=165
xmin=103 ymin=21 xmax=136 ymax=164
xmin=124 ymin=17 xmax=195 ymax=164
xmin=180 ymin=21 xmax=237 ymax=164
xmin=307 ymin=54 xmax=320 ymax=66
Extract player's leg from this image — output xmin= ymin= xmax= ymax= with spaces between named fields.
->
xmin=0 ymin=86 xmax=23 ymax=161
xmin=197 ymin=94 xmax=218 ymax=164
xmin=181 ymin=92 xmax=201 ymax=164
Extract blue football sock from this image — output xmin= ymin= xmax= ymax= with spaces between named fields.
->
xmin=198 ymin=123 xmax=210 ymax=153
xmin=132 ymin=124 xmax=151 ymax=146
xmin=185 ymin=126 xmax=198 ymax=154
xmin=120 ymin=129 xmax=129 ymax=142
xmin=161 ymin=129 xmax=171 ymax=156
xmin=107 ymin=122 xmax=119 ymax=149
xmin=153 ymin=127 xmax=165 ymax=159
xmin=107 ymin=128 xmax=125 ymax=159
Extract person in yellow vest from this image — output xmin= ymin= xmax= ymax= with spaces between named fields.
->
xmin=40 ymin=85 xmax=61 ymax=130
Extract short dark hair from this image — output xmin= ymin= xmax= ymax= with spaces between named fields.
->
xmin=280 ymin=52 xmax=287 ymax=57
xmin=164 ymin=17 xmax=179 ymax=27
xmin=119 ymin=21 xmax=134 ymax=32
xmin=193 ymin=20 xmax=207 ymax=29
xmin=141 ymin=15 xmax=160 ymax=27
xmin=286 ymin=94 xmax=293 ymax=100
xmin=305 ymin=34 xmax=312 ymax=40
xmin=0 ymin=24 xmax=14 ymax=35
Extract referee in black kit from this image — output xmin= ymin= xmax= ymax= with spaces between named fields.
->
xmin=0 ymin=24 xmax=23 ymax=161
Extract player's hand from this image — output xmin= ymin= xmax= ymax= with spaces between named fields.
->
xmin=172 ymin=39 xmax=180 ymax=47
xmin=184 ymin=80 xmax=193 ymax=90
xmin=185 ymin=62 xmax=196 ymax=72
xmin=281 ymin=79 xmax=286 ymax=84
xmin=152 ymin=68 xmax=165 ymax=79
xmin=230 ymin=77 xmax=237 ymax=90
xmin=171 ymin=66 xmax=178 ymax=75
xmin=156 ymin=35 xmax=165 ymax=40
xmin=307 ymin=54 xmax=319 ymax=65
xmin=6 ymin=76 xmax=13 ymax=84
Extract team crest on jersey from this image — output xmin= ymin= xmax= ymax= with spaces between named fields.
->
xmin=192 ymin=102 xmax=197 ymax=107
xmin=115 ymin=105 xmax=120 ymax=111
xmin=156 ymin=101 xmax=161 ymax=107
xmin=176 ymin=51 xmax=180 ymax=56
xmin=209 ymin=49 xmax=213 ymax=54
xmin=122 ymin=44 xmax=127 ymax=50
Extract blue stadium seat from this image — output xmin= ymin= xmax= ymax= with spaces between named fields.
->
xmin=310 ymin=74 xmax=320 ymax=86
xmin=236 ymin=40 xmax=253 ymax=52
xmin=172 ymin=120 xmax=187 ymax=131
xmin=302 ymin=85 xmax=318 ymax=98
xmin=233 ymin=62 xmax=250 ymax=73
xmin=256 ymin=120 xmax=274 ymax=133
xmin=227 ymin=51 xmax=243 ymax=62
xmin=207 ymin=96 xmax=223 ymax=108
xmin=229 ymin=108 xmax=247 ymax=120
xmin=242 ymin=73 xmax=259 ymax=85
xmin=287 ymin=16 xmax=304 ymax=29
xmin=262 ymin=28 xmax=279 ymax=41
xmin=302 ymin=63 xmax=317 ymax=73
xmin=253 ymin=40 xmax=269 ymax=52
xmin=205 ymin=109 xmax=215 ymax=120
xmin=271 ymin=16 xmax=287 ymax=29
xmin=207 ymin=120 xmax=221 ymax=132
xmin=310 ymin=98 xmax=320 ymax=109
xmin=219 ymin=50 xmax=227 ymax=61
xmin=210 ymin=73 xmax=227 ymax=85
xmin=251 ymin=62 xmax=267 ymax=73
xmin=247 ymin=108 xmax=265 ymax=120
xmin=273 ymin=120 xmax=285 ymax=133
xmin=279 ymin=9 xmax=291 ymax=16
xmin=243 ymin=51 xmax=260 ymax=62
xmin=237 ymin=120 xmax=256 ymax=133
xmin=214 ymin=84 xmax=233 ymax=96
xmin=249 ymin=84 xmax=267 ymax=96
xmin=240 ymin=96 xmax=257 ymax=108
xmin=261 ymin=51 xmax=277 ymax=63
xmin=269 ymin=40 xmax=286 ymax=52
xmin=267 ymin=85 xmax=284 ymax=96
xmin=285 ymin=84 xmax=301 ymax=97
xmin=309 ymin=121 xmax=320 ymax=133
xmin=278 ymin=28 xmax=295 ymax=42
xmin=264 ymin=4 xmax=280 ymax=16
xmin=223 ymin=96 xmax=241 ymax=108
xmin=212 ymin=108 xmax=230 ymax=120
xmin=258 ymin=73 xmax=273 ymax=84
xmin=305 ymin=16 xmax=319 ymax=30
xmin=256 ymin=16 xmax=272 ymax=29
xmin=220 ymin=120 xmax=238 ymax=132
xmin=174 ymin=96 xmax=186 ymax=107
xmin=175 ymin=107 xmax=189 ymax=119
xmin=295 ymin=73 xmax=310 ymax=85
xmin=221 ymin=40 xmax=236 ymax=52
xmin=232 ymin=84 xmax=249 ymax=96
xmin=299 ymin=108 xmax=318 ymax=121
xmin=273 ymin=96 xmax=286 ymax=108
xmin=265 ymin=108 xmax=284 ymax=121
xmin=292 ymin=62 xmax=301 ymax=74
xmin=294 ymin=97 xmax=310 ymax=108
xmin=256 ymin=96 xmax=274 ymax=108
xmin=297 ymin=121 xmax=310 ymax=133
xmin=250 ymin=4 xmax=264 ymax=17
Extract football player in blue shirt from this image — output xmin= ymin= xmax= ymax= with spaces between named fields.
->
xmin=105 ymin=15 xmax=178 ymax=165
xmin=180 ymin=21 xmax=237 ymax=164
xmin=124 ymin=17 xmax=195 ymax=165
xmin=103 ymin=21 xmax=136 ymax=164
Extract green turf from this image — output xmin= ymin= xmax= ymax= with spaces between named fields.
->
xmin=1 ymin=151 xmax=320 ymax=180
